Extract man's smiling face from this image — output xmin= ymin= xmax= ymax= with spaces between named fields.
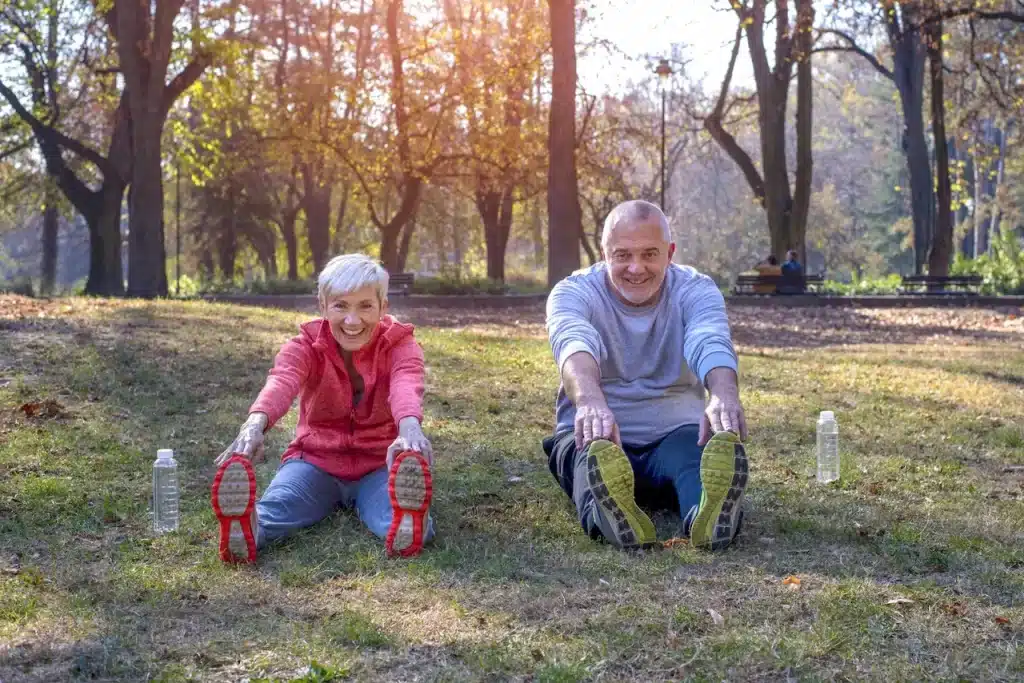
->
xmin=603 ymin=218 xmax=675 ymax=306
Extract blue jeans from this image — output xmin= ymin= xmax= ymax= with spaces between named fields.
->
xmin=543 ymin=424 xmax=704 ymax=539
xmin=255 ymin=459 xmax=436 ymax=548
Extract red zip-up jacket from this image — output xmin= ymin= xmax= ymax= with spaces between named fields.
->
xmin=248 ymin=315 xmax=425 ymax=481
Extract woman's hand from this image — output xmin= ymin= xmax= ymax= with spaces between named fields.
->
xmin=387 ymin=417 xmax=433 ymax=469
xmin=215 ymin=413 xmax=269 ymax=466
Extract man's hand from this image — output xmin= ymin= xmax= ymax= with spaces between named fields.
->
xmin=574 ymin=401 xmax=621 ymax=450
xmin=699 ymin=367 xmax=748 ymax=446
xmin=216 ymin=412 xmax=269 ymax=465
xmin=387 ymin=416 xmax=433 ymax=469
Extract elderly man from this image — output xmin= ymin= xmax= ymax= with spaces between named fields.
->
xmin=542 ymin=200 xmax=749 ymax=551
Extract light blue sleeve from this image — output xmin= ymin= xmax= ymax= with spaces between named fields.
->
xmin=679 ymin=272 xmax=738 ymax=385
xmin=546 ymin=277 xmax=607 ymax=372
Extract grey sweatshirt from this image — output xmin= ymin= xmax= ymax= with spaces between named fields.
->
xmin=546 ymin=262 xmax=738 ymax=446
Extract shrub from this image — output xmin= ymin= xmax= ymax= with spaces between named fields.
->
xmin=951 ymin=232 xmax=1024 ymax=294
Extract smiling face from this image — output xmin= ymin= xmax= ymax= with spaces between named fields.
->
xmin=603 ymin=218 xmax=676 ymax=306
xmin=321 ymin=285 xmax=387 ymax=353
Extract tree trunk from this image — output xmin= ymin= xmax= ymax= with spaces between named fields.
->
xmin=126 ymin=120 xmax=169 ymax=297
xmin=546 ymin=0 xmax=582 ymax=286
xmin=531 ymin=196 xmax=544 ymax=268
xmin=989 ymin=124 xmax=1007 ymax=243
xmin=217 ymin=186 xmax=238 ymax=279
xmin=302 ymin=167 xmax=332 ymax=274
xmin=790 ymin=0 xmax=814 ymax=265
xmin=111 ymin=0 xmax=212 ymax=297
xmin=332 ymin=183 xmax=350 ymax=255
xmin=281 ymin=208 xmax=300 ymax=280
xmin=397 ymin=215 xmax=416 ymax=273
xmin=379 ymin=176 xmax=423 ymax=273
xmin=85 ymin=179 xmax=128 ymax=295
xmin=40 ymin=197 xmax=59 ymax=296
xmin=889 ymin=5 xmax=932 ymax=274
xmin=926 ymin=18 xmax=953 ymax=277
xmin=705 ymin=1 xmax=810 ymax=262
xmin=972 ymin=152 xmax=984 ymax=258
xmin=477 ymin=186 xmax=515 ymax=282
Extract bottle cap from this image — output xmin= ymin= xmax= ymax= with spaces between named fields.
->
xmin=819 ymin=411 xmax=835 ymax=420
xmin=156 ymin=448 xmax=174 ymax=460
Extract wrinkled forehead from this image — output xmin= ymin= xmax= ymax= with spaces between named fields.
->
xmin=605 ymin=219 xmax=670 ymax=251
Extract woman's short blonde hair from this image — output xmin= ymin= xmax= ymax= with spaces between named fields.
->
xmin=317 ymin=254 xmax=389 ymax=306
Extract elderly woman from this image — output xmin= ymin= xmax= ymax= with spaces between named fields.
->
xmin=210 ymin=254 xmax=434 ymax=563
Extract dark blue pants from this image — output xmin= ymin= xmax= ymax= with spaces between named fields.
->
xmin=542 ymin=424 xmax=704 ymax=540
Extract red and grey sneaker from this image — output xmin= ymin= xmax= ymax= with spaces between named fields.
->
xmin=211 ymin=454 xmax=258 ymax=564
xmin=386 ymin=451 xmax=433 ymax=558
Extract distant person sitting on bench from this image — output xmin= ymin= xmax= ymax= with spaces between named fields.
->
xmin=779 ymin=250 xmax=804 ymax=294
xmin=752 ymin=255 xmax=781 ymax=294
xmin=781 ymin=250 xmax=803 ymax=277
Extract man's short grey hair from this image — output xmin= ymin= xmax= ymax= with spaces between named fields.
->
xmin=317 ymin=254 xmax=389 ymax=305
xmin=601 ymin=200 xmax=672 ymax=248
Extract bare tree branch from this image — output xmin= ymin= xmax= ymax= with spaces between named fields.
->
xmin=0 ymin=77 xmax=114 ymax=174
xmin=814 ymin=28 xmax=895 ymax=81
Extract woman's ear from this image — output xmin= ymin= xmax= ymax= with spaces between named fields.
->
xmin=381 ymin=297 xmax=389 ymax=316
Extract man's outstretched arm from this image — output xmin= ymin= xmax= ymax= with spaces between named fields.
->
xmin=562 ymin=351 xmax=620 ymax=450
xmin=701 ymin=366 xmax=748 ymax=446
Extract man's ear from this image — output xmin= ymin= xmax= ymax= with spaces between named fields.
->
xmin=668 ymin=243 xmax=676 ymax=261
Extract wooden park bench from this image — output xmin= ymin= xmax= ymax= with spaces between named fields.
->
xmin=388 ymin=272 xmax=415 ymax=296
xmin=899 ymin=274 xmax=982 ymax=295
xmin=733 ymin=273 xmax=824 ymax=295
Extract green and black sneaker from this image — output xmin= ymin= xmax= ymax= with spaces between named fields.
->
xmin=586 ymin=440 xmax=657 ymax=550
xmin=690 ymin=431 xmax=749 ymax=551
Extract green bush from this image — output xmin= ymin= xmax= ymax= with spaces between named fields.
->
xmin=951 ymin=232 xmax=1024 ymax=294
xmin=821 ymin=273 xmax=903 ymax=295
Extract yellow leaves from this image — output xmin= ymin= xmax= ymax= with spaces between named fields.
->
xmin=782 ymin=575 xmax=802 ymax=589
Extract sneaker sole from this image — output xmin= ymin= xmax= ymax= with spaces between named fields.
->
xmin=586 ymin=440 xmax=657 ymax=549
xmin=386 ymin=451 xmax=432 ymax=558
xmin=211 ymin=455 xmax=257 ymax=564
xmin=690 ymin=432 xmax=748 ymax=551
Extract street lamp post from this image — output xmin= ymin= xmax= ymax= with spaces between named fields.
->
xmin=655 ymin=58 xmax=673 ymax=210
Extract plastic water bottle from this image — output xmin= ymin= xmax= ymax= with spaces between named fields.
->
xmin=816 ymin=411 xmax=840 ymax=483
xmin=152 ymin=448 xmax=180 ymax=533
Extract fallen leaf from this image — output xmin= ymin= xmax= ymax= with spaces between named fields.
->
xmin=886 ymin=598 xmax=914 ymax=605
xmin=18 ymin=399 xmax=68 ymax=419
xmin=995 ymin=616 xmax=1010 ymax=625
xmin=782 ymin=575 xmax=802 ymax=588
xmin=707 ymin=608 xmax=725 ymax=626
xmin=941 ymin=601 xmax=967 ymax=617
xmin=868 ymin=481 xmax=884 ymax=495
xmin=662 ymin=537 xmax=689 ymax=549
xmin=598 ymin=578 xmax=610 ymax=586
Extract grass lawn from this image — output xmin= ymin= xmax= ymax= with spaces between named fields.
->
xmin=1 ymin=295 xmax=1022 ymax=682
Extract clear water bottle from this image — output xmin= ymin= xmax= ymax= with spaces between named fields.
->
xmin=816 ymin=411 xmax=840 ymax=483
xmin=152 ymin=448 xmax=180 ymax=533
